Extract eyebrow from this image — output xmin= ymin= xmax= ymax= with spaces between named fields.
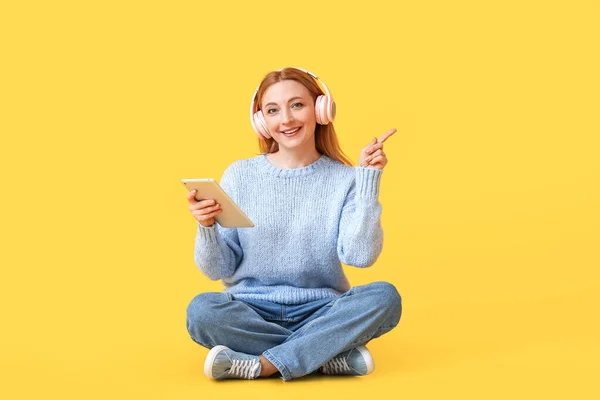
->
xmin=263 ymin=96 xmax=304 ymax=109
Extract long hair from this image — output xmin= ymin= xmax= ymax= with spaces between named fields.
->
xmin=254 ymin=68 xmax=353 ymax=166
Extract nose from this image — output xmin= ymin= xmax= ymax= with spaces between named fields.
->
xmin=281 ymin=108 xmax=295 ymax=124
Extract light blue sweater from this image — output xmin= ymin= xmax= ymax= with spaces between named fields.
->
xmin=194 ymin=153 xmax=384 ymax=305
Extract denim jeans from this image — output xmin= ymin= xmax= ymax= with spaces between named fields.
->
xmin=186 ymin=281 xmax=402 ymax=381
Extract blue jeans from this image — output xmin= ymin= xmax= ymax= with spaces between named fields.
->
xmin=186 ymin=281 xmax=402 ymax=381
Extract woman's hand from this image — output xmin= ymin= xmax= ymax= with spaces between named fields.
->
xmin=358 ymin=128 xmax=396 ymax=170
xmin=187 ymin=190 xmax=222 ymax=227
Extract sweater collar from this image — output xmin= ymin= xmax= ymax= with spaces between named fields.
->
xmin=257 ymin=153 xmax=330 ymax=178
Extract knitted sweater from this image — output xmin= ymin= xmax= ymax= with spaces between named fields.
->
xmin=194 ymin=153 xmax=384 ymax=305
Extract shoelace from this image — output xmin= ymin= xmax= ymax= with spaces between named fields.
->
xmin=227 ymin=358 xmax=261 ymax=379
xmin=321 ymin=356 xmax=351 ymax=374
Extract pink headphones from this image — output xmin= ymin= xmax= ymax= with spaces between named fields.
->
xmin=249 ymin=67 xmax=336 ymax=140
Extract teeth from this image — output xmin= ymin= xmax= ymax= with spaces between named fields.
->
xmin=282 ymin=127 xmax=300 ymax=134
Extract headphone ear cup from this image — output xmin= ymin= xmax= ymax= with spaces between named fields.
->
xmin=315 ymin=95 xmax=334 ymax=125
xmin=328 ymin=99 xmax=336 ymax=123
xmin=315 ymin=95 xmax=325 ymax=125
xmin=253 ymin=111 xmax=271 ymax=139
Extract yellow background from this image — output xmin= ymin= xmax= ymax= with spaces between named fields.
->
xmin=1 ymin=0 xmax=598 ymax=398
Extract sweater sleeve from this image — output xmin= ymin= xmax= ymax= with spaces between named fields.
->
xmin=337 ymin=167 xmax=384 ymax=268
xmin=193 ymin=163 xmax=244 ymax=280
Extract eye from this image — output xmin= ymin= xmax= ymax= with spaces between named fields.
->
xmin=292 ymin=102 xmax=304 ymax=109
xmin=266 ymin=108 xmax=278 ymax=115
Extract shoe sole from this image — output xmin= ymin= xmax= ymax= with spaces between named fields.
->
xmin=356 ymin=345 xmax=375 ymax=375
xmin=204 ymin=345 xmax=230 ymax=379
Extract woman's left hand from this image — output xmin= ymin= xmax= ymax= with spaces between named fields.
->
xmin=358 ymin=128 xmax=397 ymax=170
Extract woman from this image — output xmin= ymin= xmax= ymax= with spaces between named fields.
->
xmin=185 ymin=67 xmax=402 ymax=381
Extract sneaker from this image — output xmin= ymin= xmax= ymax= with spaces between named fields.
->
xmin=204 ymin=345 xmax=262 ymax=380
xmin=319 ymin=345 xmax=375 ymax=376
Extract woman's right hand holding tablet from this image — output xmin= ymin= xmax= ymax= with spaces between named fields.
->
xmin=187 ymin=190 xmax=222 ymax=227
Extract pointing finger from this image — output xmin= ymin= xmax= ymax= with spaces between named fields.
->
xmin=378 ymin=128 xmax=397 ymax=144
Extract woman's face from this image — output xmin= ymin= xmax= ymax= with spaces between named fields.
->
xmin=261 ymin=80 xmax=317 ymax=152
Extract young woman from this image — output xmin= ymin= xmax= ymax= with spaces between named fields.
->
xmin=185 ymin=67 xmax=402 ymax=381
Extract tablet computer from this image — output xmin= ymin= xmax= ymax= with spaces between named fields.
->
xmin=181 ymin=178 xmax=255 ymax=228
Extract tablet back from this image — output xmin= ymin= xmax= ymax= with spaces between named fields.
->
xmin=181 ymin=178 xmax=254 ymax=228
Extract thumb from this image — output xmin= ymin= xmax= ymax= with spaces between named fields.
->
xmin=187 ymin=189 xmax=198 ymax=204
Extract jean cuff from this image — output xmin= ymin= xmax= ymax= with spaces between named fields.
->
xmin=262 ymin=350 xmax=293 ymax=381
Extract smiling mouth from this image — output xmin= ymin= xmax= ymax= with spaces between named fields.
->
xmin=281 ymin=126 xmax=301 ymax=135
